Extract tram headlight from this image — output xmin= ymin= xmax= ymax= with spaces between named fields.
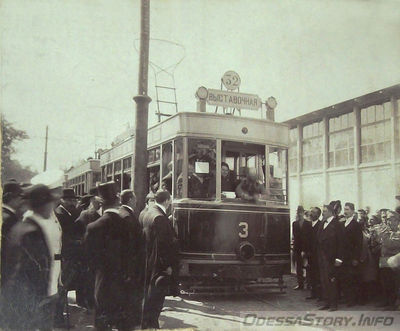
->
xmin=196 ymin=86 xmax=208 ymax=100
xmin=237 ymin=241 xmax=255 ymax=261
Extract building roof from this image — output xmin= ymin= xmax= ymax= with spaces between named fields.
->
xmin=283 ymin=84 xmax=400 ymax=128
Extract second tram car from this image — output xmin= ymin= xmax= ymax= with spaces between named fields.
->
xmin=146 ymin=111 xmax=290 ymax=294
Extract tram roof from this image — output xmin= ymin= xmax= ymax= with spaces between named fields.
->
xmin=147 ymin=111 xmax=289 ymax=149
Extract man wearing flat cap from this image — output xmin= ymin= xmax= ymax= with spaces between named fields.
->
xmin=1 ymin=181 xmax=25 ymax=288
xmin=141 ymin=190 xmax=179 ymax=329
xmin=1 ymin=184 xmax=61 ymax=330
xmin=317 ymin=201 xmax=345 ymax=311
xmin=85 ymin=182 xmax=133 ymax=330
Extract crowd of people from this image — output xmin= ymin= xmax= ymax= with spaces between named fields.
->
xmin=292 ymin=197 xmax=400 ymax=311
xmin=0 ymin=179 xmax=178 ymax=330
xmin=2 ymin=177 xmax=400 ymax=330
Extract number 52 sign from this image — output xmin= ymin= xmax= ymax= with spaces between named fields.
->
xmin=222 ymin=71 xmax=241 ymax=90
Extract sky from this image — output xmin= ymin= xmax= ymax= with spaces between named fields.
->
xmin=1 ymin=0 xmax=400 ymax=173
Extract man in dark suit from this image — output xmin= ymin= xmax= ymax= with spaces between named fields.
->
xmin=306 ymin=206 xmax=322 ymax=300
xmin=74 ymin=194 xmax=102 ymax=310
xmin=141 ymin=190 xmax=179 ymax=329
xmin=119 ymin=189 xmax=143 ymax=329
xmin=1 ymin=181 xmax=25 ymax=288
xmin=341 ymin=202 xmax=363 ymax=306
xmin=292 ymin=205 xmax=312 ymax=290
xmin=85 ymin=182 xmax=133 ymax=330
xmin=317 ymin=201 xmax=345 ymax=311
xmin=54 ymin=188 xmax=82 ymax=324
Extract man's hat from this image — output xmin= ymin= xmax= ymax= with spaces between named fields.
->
xmin=324 ymin=201 xmax=336 ymax=214
xmin=3 ymin=181 xmax=23 ymax=196
xmin=97 ymin=182 xmax=119 ymax=203
xmin=61 ymin=188 xmax=78 ymax=199
xmin=22 ymin=184 xmax=59 ymax=208
xmin=145 ymin=191 xmax=155 ymax=203
xmin=80 ymin=194 xmax=94 ymax=206
xmin=388 ymin=211 xmax=400 ymax=223
xmin=89 ymin=187 xmax=99 ymax=196
xmin=154 ymin=273 xmax=171 ymax=288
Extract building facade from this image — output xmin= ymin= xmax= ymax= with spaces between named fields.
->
xmin=64 ymin=159 xmax=101 ymax=196
xmin=284 ymin=84 xmax=400 ymax=215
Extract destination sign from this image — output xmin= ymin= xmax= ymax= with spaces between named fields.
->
xmin=206 ymin=89 xmax=261 ymax=110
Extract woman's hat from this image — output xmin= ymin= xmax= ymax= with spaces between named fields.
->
xmin=22 ymin=184 xmax=59 ymax=208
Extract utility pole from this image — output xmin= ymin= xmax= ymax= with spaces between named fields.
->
xmin=43 ymin=125 xmax=48 ymax=171
xmin=133 ymin=0 xmax=151 ymax=214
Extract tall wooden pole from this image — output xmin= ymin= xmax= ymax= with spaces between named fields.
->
xmin=133 ymin=0 xmax=151 ymax=214
xmin=43 ymin=125 xmax=48 ymax=171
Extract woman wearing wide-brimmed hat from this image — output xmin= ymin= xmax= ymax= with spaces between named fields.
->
xmin=0 ymin=184 xmax=62 ymax=330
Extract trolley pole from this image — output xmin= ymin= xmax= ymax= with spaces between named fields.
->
xmin=43 ymin=125 xmax=48 ymax=171
xmin=133 ymin=0 xmax=151 ymax=215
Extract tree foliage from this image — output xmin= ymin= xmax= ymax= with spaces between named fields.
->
xmin=1 ymin=115 xmax=37 ymax=183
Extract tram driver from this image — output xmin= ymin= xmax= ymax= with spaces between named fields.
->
xmin=235 ymin=167 xmax=266 ymax=202
xmin=208 ymin=162 xmax=237 ymax=198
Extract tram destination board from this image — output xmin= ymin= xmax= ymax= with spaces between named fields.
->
xmin=206 ymin=89 xmax=262 ymax=110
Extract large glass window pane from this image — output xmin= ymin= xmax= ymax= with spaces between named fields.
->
xmin=384 ymin=102 xmax=391 ymax=119
xmin=361 ymin=108 xmax=367 ymax=125
xmin=269 ymin=147 xmax=287 ymax=203
xmin=174 ymin=138 xmax=184 ymax=199
xmin=161 ymin=142 xmax=173 ymax=193
xmin=188 ymin=138 xmax=216 ymax=199
xmin=376 ymin=105 xmax=384 ymax=121
xmin=341 ymin=113 xmax=348 ymax=129
xmin=367 ymin=106 xmax=375 ymax=124
xmin=220 ymin=141 xmax=269 ymax=202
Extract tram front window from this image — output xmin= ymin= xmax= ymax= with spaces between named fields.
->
xmin=221 ymin=141 xmax=267 ymax=202
xmin=188 ymin=138 xmax=216 ymax=199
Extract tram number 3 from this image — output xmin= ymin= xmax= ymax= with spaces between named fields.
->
xmin=238 ymin=222 xmax=249 ymax=238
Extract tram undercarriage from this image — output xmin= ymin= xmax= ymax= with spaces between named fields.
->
xmin=178 ymin=254 xmax=290 ymax=295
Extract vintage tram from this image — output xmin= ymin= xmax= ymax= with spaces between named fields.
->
xmin=146 ymin=111 xmax=290 ymax=294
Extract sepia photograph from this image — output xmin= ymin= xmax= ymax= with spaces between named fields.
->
xmin=1 ymin=0 xmax=400 ymax=330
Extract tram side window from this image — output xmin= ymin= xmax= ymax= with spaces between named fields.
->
xmin=148 ymin=166 xmax=160 ymax=193
xmin=269 ymin=147 xmax=288 ymax=203
xmin=188 ymin=138 xmax=216 ymax=199
xmin=174 ymin=138 xmax=183 ymax=199
xmin=162 ymin=142 xmax=173 ymax=194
